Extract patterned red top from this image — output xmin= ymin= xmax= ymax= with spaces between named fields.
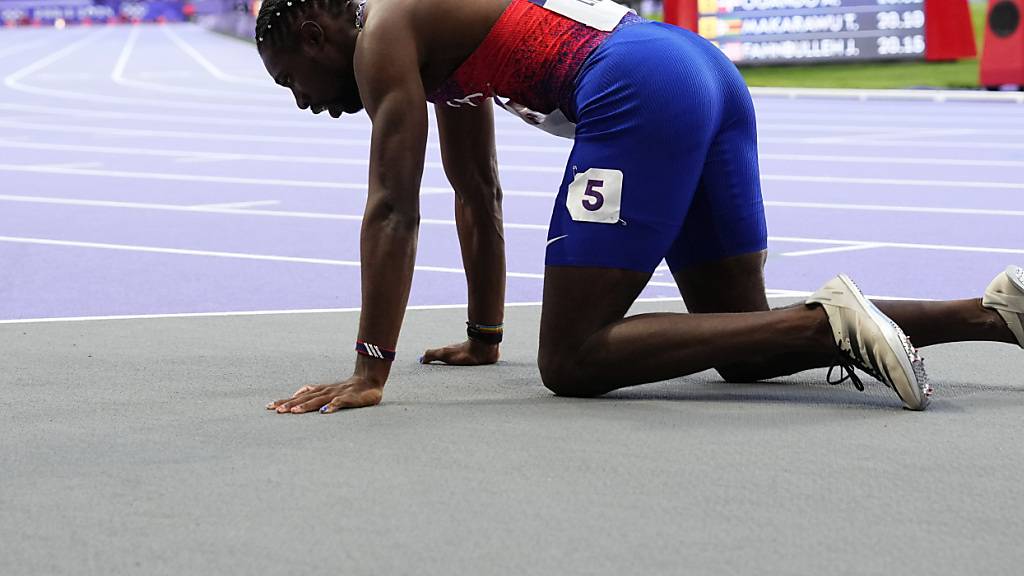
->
xmin=427 ymin=0 xmax=642 ymax=116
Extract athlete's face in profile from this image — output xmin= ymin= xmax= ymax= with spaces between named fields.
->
xmin=260 ymin=26 xmax=363 ymax=118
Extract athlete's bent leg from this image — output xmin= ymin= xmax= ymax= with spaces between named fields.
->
xmin=537 ymin=265 xmax=836 ymax=397
xmin=671 ymin=252 xmax=1017 ymax=384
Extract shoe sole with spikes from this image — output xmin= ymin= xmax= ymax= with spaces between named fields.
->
xmin=807 ymin=274 xmax=931 ymax=411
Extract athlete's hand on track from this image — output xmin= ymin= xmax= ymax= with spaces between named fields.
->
xmin=420 ymin=339 xmax=499 ymax=366
xmin=266 ymin=377 xmax=383 ymax=414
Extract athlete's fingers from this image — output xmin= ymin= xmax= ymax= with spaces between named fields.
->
xmin=320 ymin=388 xmax=383 ymax=414
xmin=420 ymin=346 xmax=452 ymax=364
xmin=290 ymin=394 xmax=334 ymax=414
xmin=291 ymin=385 xmax=324 ymax=398
xmin=275 ymin=390 xmax=322 ymax=412
xmin=267 ymin=385 xmax=320 ymax=408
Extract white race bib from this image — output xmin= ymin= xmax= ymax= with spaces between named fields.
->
xmin=566 ymin=168 xmax=623 ymax=224
xmin=494 ymin=97 xmax=577 ymax=139
xmin=529 ymin=0 xmax=631 ymax=32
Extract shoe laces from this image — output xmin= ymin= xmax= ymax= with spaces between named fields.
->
xmin=826 ymin=343 xmax=885 ymax=392
xmin=827 ymin=362 xmax=865 ymax=392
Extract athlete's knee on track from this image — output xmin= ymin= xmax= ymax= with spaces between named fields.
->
xmin=537 ymin=348 xmax=597 ymax=398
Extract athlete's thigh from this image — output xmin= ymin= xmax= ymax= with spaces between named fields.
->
xmin=538 ymin=265 xmax=651 ymax=367
xmin=672 ymin=250 xmax=770 ymax=314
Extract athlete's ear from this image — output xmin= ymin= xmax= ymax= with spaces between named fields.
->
xmin=298 ymin=20 xmax=325 ymax=52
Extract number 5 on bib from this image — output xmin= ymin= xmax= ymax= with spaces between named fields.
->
xmin=567 ymin=168 xmax=623 ymax=224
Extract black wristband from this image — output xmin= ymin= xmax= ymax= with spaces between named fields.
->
xmin=467 ymin=322 xmax=503 ymax=345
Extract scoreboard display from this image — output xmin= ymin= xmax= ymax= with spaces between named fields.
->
xmin=697 ymin=0 xmax=929 ymax=65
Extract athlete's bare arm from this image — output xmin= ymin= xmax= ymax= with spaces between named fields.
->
xmin=270 ymin=5 xmax=428 ymax=413
xmin=421 ymin=101 xmax=507 ymax=365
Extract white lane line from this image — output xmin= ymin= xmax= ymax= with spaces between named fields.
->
xmin=770 ymin=236 xmax=1024 ymax=256
xmin=756 ymin=111 xmax=1024 ymax=127
xmin=0 ymin=139 xmax=565 ymax=173
xmin=1 ymin=28 xmax=297 ymax=115
xmin=0 ymin=194 xmax=551 ymax=228
xmin=0 ymin=299 xmax=679 ymax=325
xmin=4 ymin=28 xmax=109 ymax=89
xmin=9 ymin=111 xmax=1019 ymax=159
xmin=111 ymin=26 xmax=280 ymax=101
xmin=0 ymin=161 xmax=371 ymax=190
xmin=781 ymin=243 xmax=885 ymax=258
xmin=0 ymin=101 xmax=342 ymax=130
xmin=0 ymin=100 xmax=1013 ymax=140
xmin=3 ymin=160 xmax=1021 ymax=197
xmin=0 ymin=119 xmax=569 ymax=153
xmin=0 ymin=234 xmax=685 ymax=288
xmin=0 ymin=199 xmax=1020 ymax=257
xmin=0 ymin=138 xmax=1019 ymax=177
xmin=21 ymin=161 xmax=103 ymax=170
xmin=137 ymin=70 xmax=194 ymax=79
xmin=4 ymin=195 xmax=1024 ymax=243
xmin=162 ymin=26 xmax=268 ymax=86
xmin=762 ymin=174 xmax=1024 ymax=191
xmin=760 ymin=153 xmax=1024 ymax=170
xmin=749 ymin=86 xmax=1024 ymax=104
xmin=0 ymin=291 xmax=935 ymax=326
xmin=764 ymin=200 xmax=1024 ymax=218
xmin=0 ymin=101 xmax=548 ymax=140
xmin=801 ymin=128 xmax=978 ymax=144
xmin=0 ymin=234 xmax=540 ymax=277
xmin=110 ymin=25 xmax=138 ymax=87
xmin=173 ymin=154 xmax=245 ymax=164
xmin=0 ymin=163 xmax=556 ymax=200
xmin=189 ymin=200 xmax=280 ymax=209
xmin=762 ymin=136 xmax=1024 ymax=151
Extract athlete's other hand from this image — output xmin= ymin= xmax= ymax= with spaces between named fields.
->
xmin=266 ymin=377 xmax=383 ymax=414
xmin=420 ymin=340 xmax=499 ymax=366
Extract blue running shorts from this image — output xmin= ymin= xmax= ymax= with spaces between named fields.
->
xmin=545 ymin=22 xmax=768 ymax=273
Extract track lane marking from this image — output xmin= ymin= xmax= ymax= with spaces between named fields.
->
xmin=111 ymin=26 xmax=282 ymax=101
xmin=781 ymin=243 xmax=886 ymax=257
xmin=2 ymin=160 xmax=1022 ymax=194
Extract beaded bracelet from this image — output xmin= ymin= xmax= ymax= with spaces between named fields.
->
xmin=466 ymin=322 xmax=503 ymax=345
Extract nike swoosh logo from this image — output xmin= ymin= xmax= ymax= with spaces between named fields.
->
xmin=546 ymin=235 xmax=569 ymax=247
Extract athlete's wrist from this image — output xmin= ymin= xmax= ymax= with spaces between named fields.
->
xmin=466 ymin=321 xmax=503 ymax=345
xmin=353 ymin=354 xmax=391 ymax=387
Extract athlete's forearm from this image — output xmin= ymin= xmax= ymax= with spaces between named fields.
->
xmin=455 ymin=189 xmax=506 ymax=326
xmin=435 ymin=101 xmax=506 ymax=327
xmin=354 ymin=201 xmax=419 ymax=385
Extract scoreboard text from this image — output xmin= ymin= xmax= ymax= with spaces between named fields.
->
xmin=697 ymin=0 xmax=928 ymax=64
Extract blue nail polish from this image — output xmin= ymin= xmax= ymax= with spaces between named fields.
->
xmin=418 ymin=356 xmax=425 ymax=364
xmin=320 ymin=405 xmax=330 ymax=413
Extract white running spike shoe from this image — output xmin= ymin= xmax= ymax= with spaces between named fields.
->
xmin=982 ymin=265 xmax=1024 ymax=349
xmin=807 ymin=274 xmax=932 ymax=411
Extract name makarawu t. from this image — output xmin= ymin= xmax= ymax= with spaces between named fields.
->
xmin=742 ymin=14 xmax=856 ymax=36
